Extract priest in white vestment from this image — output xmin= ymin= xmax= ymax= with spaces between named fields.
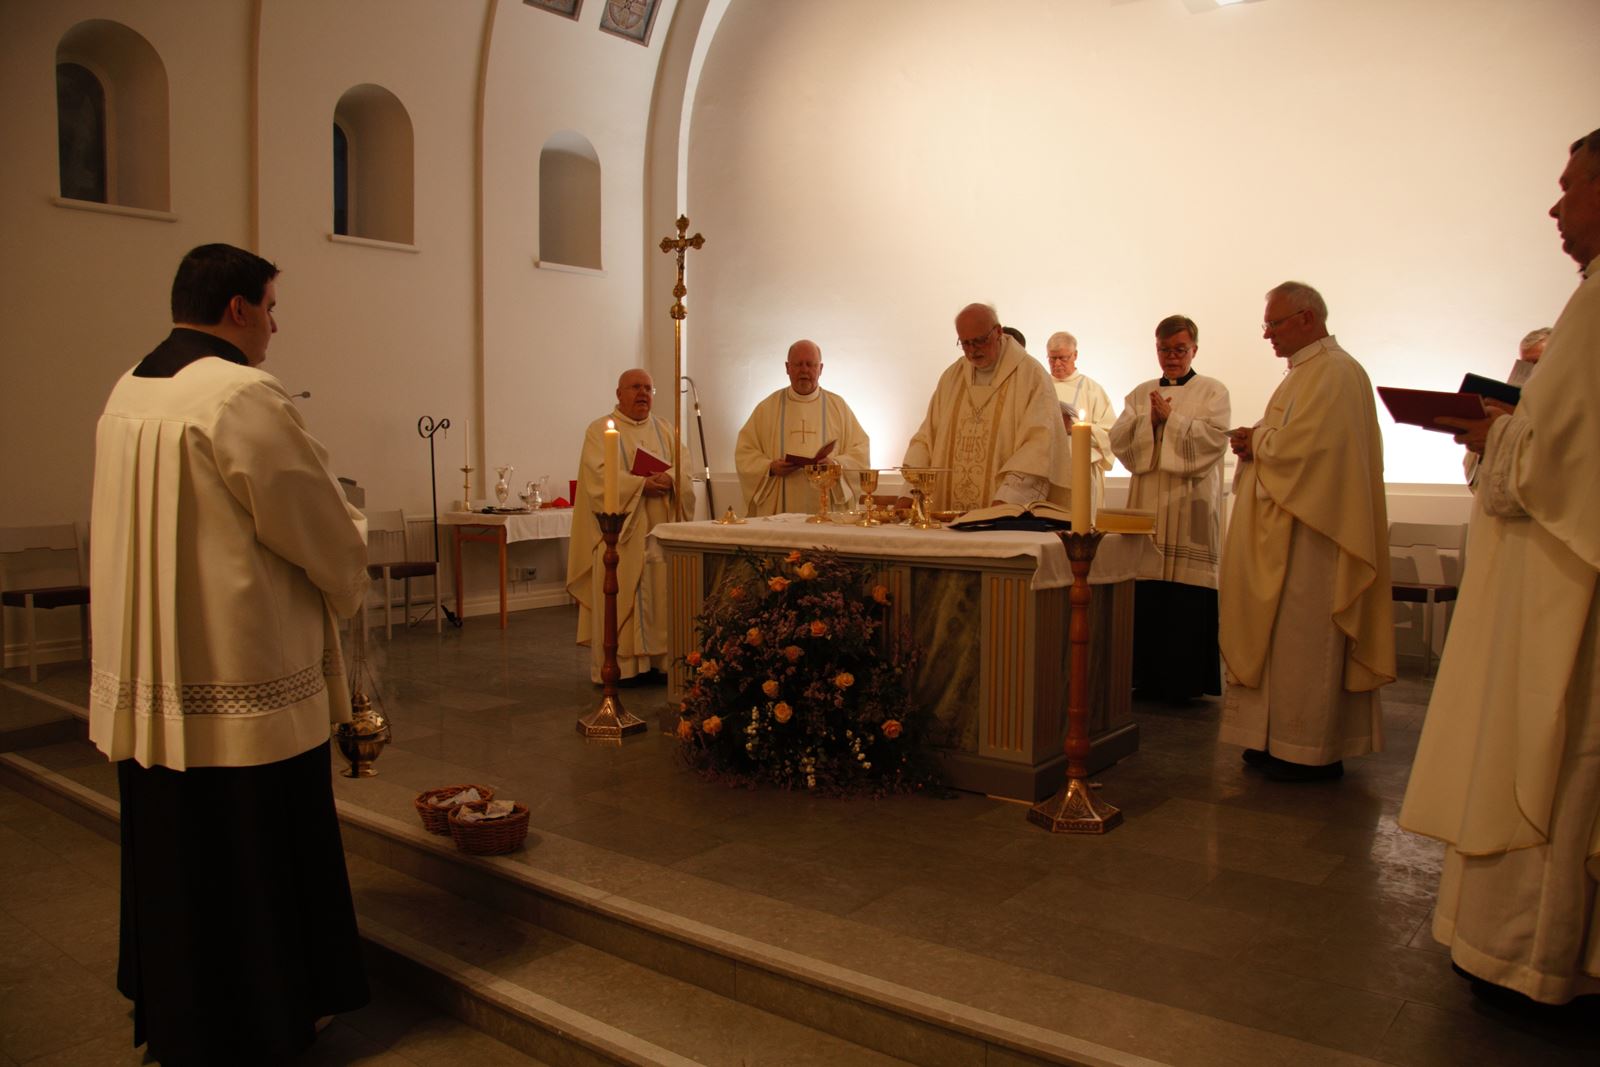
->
xmin=1218 ymin=282 xmax=1394 ymax=781
xmin=734 ymin=339 xmax=870 ymax=516
xmin=903 ymin=303 xmax=1070 ymax=512
xmin=1399 ymin=130 xmax=1600 ymax=1007
xmin=1045 ymin=331 xmax=1115 ymax=511
xmin=1464 ymin=326 xmax=1550 ymax=489
xmin=566 ymin=369 xmax=694 ymax=683
xmin=1109 ymin=315 xmax=1230 ymax=701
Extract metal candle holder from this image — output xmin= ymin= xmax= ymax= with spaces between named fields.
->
xmin=576 ymin=511 xmax=648 ymax=742
xmin=1028 ymin=529 xmax=1122 ymax=834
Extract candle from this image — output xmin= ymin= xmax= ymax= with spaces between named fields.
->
xmin=603 ymin=419 xmax=619 ymax=512
xmin=1071 ymin=421 xmax=1091 ymax=531
xmin=462 ymin=418 xmax=470 ymax=469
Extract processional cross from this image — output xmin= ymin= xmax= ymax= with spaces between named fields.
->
xmin=659 ymin=215 xmax=705 ymax=450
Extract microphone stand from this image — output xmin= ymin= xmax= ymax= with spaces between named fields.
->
xmin=682 ymin=376 xmax=713 ymax=517
xmin=417 ymin=415 xmax=462 ymax=627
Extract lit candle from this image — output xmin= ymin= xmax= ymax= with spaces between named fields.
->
xmin=603 ymin=419 xmax=619 ymax=512
xmin=1071 ymin=421 xmax=1091 ymax=531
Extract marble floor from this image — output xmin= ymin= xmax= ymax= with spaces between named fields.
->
xmin=2 ymin=603 xmax=1597 ymax=1066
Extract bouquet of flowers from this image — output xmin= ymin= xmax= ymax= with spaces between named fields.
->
xmin=676 ymin=548 xmax=933 ymax=794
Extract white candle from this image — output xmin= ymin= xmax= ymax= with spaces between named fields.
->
xmin=1071 ymin=421 xmax=1091 ymax=531
xmin=603 ymin=419 xmax=619 ymax=512
xmin=462 ymin=418 xmax=470 ymax=469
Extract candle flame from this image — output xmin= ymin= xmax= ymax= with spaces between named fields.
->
xmin=606 ymin=419 xmax=615 ymax=430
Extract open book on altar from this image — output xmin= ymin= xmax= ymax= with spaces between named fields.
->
xmin=630 ymin=445 xmax=672 ymax=477
xmin=948 ymin=500 xmax=1074 ymax=531
xmin=783 ymin=439 xmax=837 ymax=467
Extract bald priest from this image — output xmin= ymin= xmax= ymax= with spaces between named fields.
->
xmin=734 ymin=339 xmax=870 ymax=516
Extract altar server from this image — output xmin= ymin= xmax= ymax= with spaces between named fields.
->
xmin=734 ymin=339 xmax=870 ymax=515
xmin=1046 ymin=330 xmax=1116 ymax=510
xmin=1218 ymin=282 xmax=1394 ymax=780
xmin=904 ymin=302 xmax=1070 ymax=511
xmin=1109 ymin=315 xmax=1230 ymax=701
xmin=567 ymin=369 xmax=694 ymax=683
xmin=90 ymin=243 xmax=371 ymax=1063
xmin=1400 ymin=127 xmax=1600 ymax=1008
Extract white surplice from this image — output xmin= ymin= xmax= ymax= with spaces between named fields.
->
xmin=734 ymin=387 xmax=870 ymax=516
xmin=1053 ymin=371 xmax=1115 ymax=510
xmin=565 ymin=409 xmax=694 ymax=682
xmin=1399 ymin=258 xmax=1600 ymax=1004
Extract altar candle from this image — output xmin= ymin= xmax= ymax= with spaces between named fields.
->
xmin=462 ymin=418 xmax=470 ymax=468
xmin=1071 ymin=421 xmax=1091 ymax=531
xmin=603 ymin=419 xmax=619 ymax=512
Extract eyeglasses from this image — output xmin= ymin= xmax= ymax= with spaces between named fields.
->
xmin=1047 ymin=353 xmax=1075 ymax=362
xmin=1156 ymin=345 xmax=1193 ymax=358
xmin=1261 ymin=309 xmax=1307 ymax=333
xmin=956 ymin=325 xmax=998 ymax=351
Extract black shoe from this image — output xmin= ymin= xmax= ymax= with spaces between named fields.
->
xmin=1264 ymin=758 xmax=1343 ymax=782
xmin=1241 ymin=748 xmax=1271 ymax=767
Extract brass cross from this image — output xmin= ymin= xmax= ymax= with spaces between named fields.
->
xmin=659 ymin=215 xmax=705 ymax=321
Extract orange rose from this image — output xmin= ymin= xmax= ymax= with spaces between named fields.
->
xmin=702 ymin=715 xmax=723 ymax=736
xmin=785 ymin=550 xmax=803 ymax=564
xmin=834 ymin=671 xmax=854 ymax=689
xmin=773 ymin=702 xmax=793 ymax=723
xmin=784 ymin=645 xmax=803 ymax=662
xmin=809 ymin=620 xmax=828 ymax=637
xmin=698 ymin=659 xmax=720 ymax=680
xmin=728 ymin=585 xmax=745 ymax=599
xmin=746 ymin=627 xmax=765 ymax=646
xmin=762 ymin=679 xmax=780 ymax=698
xmin=769 ymin=576 xmax=790 ymax=592
xmin=675 ymin=718 xmax=694 ymax=741
xmin=686 ymin=650 xmax=702 ymax=667
xmin=872 ymin=585 xmax=890 ymax=605
xmin=796 ymin=562 xmax=818 ymax=580
xmin=881 ymin=719 xmax=903 ymax=739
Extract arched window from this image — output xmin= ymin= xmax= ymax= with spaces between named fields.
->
xmin=332 ymin=85 xmax=414 ymax=244
xmin=539 ymin=132 xmax=602 ymax=270
xmin=55 ymin=20 xmax=169 ymax=210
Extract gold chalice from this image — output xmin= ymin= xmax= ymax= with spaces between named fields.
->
xmin=804 ymin=462 xmax=842 ymax=524
xmin=856 ymin=468 xmax=881 ymax=527
xmin=899 ymin=467 xmax=950 ymax=529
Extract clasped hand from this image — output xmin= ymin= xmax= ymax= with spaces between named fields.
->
xmin=641 ymin=472 xmax=674 ymax=496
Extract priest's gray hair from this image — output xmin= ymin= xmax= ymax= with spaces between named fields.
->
xmin=1571 ymin=128 xmax=1600 ymax=176
xmin=1519 ymin=327 xmax=1552 ymax=355
xmin=1046 ymin=331 xmax=1077 ymax=355
xmin=1267 ymin=281 xmax=1328 ymax=324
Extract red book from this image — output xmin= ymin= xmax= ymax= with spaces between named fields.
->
xmin=1377 ymin=387 xmax=1486 ymax=432
xmin=630 ymin=445 xmax=671 ymax=477
xmin=783 ymin=439 xmax=838 ymax=467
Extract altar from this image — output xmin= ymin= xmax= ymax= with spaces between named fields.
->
xmin=650 ymin=515 xmax=1157 ymax=801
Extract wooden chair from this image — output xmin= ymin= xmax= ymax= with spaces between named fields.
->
xmin=365 ymin=509 xmax=440 ymax=638
xmin=1390 ymin=522 xmax=1466 ymax=678
xmin=0 ymin=524 xmax=91 ymax=683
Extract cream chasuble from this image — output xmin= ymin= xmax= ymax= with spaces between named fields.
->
xmin=566 ymin=409 xmax=694 ymax=682
xmin=734 ymin=387 xmax=870 ymax=516
xmin=1398 ymin=261 xmax=1600 ymax=1004
xmin=904 ymin=337 xmax=1069 ymax=512
xmin=1108 ymin=374 xmax=1230 ymax=588
xmin=1054 ymin=372 xmax=1115 ymax=510
xmin=1218 ymin=338 xmax=1394 ymax=763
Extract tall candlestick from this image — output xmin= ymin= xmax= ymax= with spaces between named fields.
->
xmin=1071 ymin=421 xmax=1092 ymax=531
xmin=603 ymin=419 xmax=619 ymax=512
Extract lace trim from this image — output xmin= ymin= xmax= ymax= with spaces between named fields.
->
xmin=91 ymin=657 xmax=337 ymax=719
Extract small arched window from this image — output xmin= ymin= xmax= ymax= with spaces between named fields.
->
xmin=539 ymin=131 xmax=602 ymax=270
xmin=55 ymin=19 xmax=169 ymax=210
xmin=332 ymin=85 xmax=414 ymax=244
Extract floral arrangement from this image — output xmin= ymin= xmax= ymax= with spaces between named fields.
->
xmin=676 ymin=549 xmax=933 ymax=794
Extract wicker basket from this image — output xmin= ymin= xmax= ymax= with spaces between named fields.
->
xmin=413 ymin=784 xmax=496 ymax=835
xmin=447 ymin=800 xmax=530 ymax=855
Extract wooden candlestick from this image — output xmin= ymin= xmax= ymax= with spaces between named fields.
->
xmin=1028 ymin=530 xmax=1122 ymax=833
xmin=577 ymin=511 xmax=647 ymax=742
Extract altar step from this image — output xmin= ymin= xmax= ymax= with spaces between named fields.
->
xmin=0 ymin=743 xmax=1139 ymax=1067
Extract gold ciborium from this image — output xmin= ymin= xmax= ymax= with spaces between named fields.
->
xmin=899 ymin=467 xmax=950 ymax=529
xmin=804 ymin=462 xmax=842 ymax=524
xmin=856 ymin=468 xmax=882 ymax=527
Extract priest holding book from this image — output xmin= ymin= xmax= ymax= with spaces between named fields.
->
xmin=567 ymin=369 xmax=694 ymax=683
xmin=734 ymin=339 xmax=870 ymax=516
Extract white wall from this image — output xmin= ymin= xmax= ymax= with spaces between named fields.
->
xmin=682 ymin=0 xmax=1600 ymax=483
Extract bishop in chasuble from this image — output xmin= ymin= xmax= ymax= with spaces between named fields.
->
xmin=1400 ymin=129 xmax=1600 ymax=1008
xmin=1218 ymin=282 xmax=1394 ymax=781
xmin=903 ymin=303 xmax=1070 ymax=512
xmin=566 ymin=369 xmax=695 ymax=683
xmin=734 ymin=339 xmax=870 ymax=516
xmin=1108 ymin=315 xmax=1230 ymax=701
